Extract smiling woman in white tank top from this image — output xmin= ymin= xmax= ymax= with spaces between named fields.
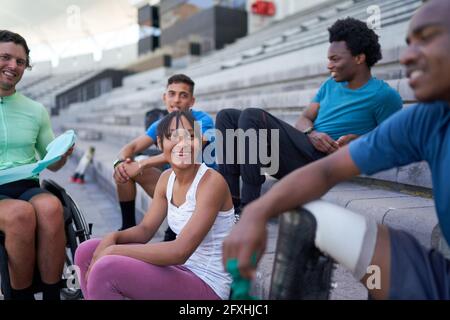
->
xmin=75 ymin=111 xmax=235 ymax=300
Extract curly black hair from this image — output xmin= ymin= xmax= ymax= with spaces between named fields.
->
xmin=328 ymin=17 xmax=382 ymax=68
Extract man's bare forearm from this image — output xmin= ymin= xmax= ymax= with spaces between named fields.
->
xmin=118 ymin=144 xmax=138 ymax=159
xmin=140 ymin=153 xmax=168 ymax=169
xmin=295 ymin=115 xmax=314 ymax=132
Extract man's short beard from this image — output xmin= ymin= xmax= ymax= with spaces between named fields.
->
xmin=0 ymin=81 xmax=14 ymax=90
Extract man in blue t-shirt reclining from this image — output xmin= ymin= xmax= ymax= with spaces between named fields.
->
xmin=223 ymin=0 xmax=450 ymax=299
xmin=216 ymin=18 xmax=402 ymax=216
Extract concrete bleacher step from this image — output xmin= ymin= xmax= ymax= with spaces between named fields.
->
xmin=60 ymin=122 xmax=142 ymax=145
xmin=193 ymin=48 xmax=407 ymax=110
xmin=57 ymin=21 xmax=411 ymax=129
xmin=58 ymin=75 xmax=433 ymax=195
xmin=188 ymin=0 xmax=412 ymax=78
xmin=57 ymin=68 xmax=429 ymax=192
xmin=49 ymin=0 xmax=416 ymax=120
xmin=219 ymin=0 xmax=420 ymax=74
xmin=22 ymin=70 xmax=100 ymax=110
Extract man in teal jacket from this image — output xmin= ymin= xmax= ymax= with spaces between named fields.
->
xmin=0 ymin=30 xmax=72 ymax=300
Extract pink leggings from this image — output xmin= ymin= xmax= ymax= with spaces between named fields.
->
xmin=74 ymin=239 xmax=221 ymax=300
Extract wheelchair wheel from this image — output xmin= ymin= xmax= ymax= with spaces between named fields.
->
xmin=0 ymin=180 xmax=91 ymax=300
xmin=42 ymin=179 xmax=91 ymax=300
xmin=0 ymin=232 xmax=12 ymax=300
xmin=60 ymin=249 xmax=83 ymax=300
xmin=61 ymin=198 xmax=90 ymax=300
xmin=63 ymin=191 xmax=91 ymax=257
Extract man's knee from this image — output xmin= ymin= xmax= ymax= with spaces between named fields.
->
xmin=2 ymin=200 xmax=36 ymax=238
xmin=32 ymin=195 xmax=64 ymax=233
xmin=216 ymin=109 xmax=240 ymax=128
xmin=33 ymin=194 xmax=63 ymax=215
xmin=239 ymin=108 xmax=266 ymax=129
xmin=115 ymin=177 xmax=134 ymax=188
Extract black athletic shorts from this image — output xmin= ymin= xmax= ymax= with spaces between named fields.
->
xmin=0 ymin=179 xmax=50 ymax=202
xmin=389 ymin=228 xmax=450 ymax=299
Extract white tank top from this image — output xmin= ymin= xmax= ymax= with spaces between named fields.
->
xmin=166 ymin=163 xmax=235 ymax=299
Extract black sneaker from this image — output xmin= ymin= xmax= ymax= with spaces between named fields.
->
xmin=233 ymin=205 xmax=243 ymax=224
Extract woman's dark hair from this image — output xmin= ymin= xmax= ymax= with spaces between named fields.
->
xmin=328 ymin=17 xmax=382 ymax=68
xmin=0 ymin=30 xmax=31 ymax=68
xmin=156 ymin=111 xmax=200 ymax=148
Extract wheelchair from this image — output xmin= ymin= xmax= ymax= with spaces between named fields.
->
xmin=0 ymin=179 xmax=92 ymax=300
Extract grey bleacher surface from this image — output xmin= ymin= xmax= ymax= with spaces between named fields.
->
xmin=47 ymin=0 xmax=445 ymax=299
xmin=53 ymin=0 xmax=429 ymax=200
xmin=15 ymin=73 xmax=52 ymax=91
xmin=183 ymin=0 xmax=420 ymax=77
xmin=17 ymin=70 xmax=100 ymax=111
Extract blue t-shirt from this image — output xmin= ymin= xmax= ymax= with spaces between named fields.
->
xmin=349 ymin=102 xmax=450 ymax=245
xmin=146 ymin=109 xmax=216 ymax=168
xmin=312 ymin=77 xmax=402 ymax=140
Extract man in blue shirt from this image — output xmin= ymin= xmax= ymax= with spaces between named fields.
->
xmin=223 ymin=0 xmax=450 ymax=299
xmin=113 ymin=74 xmax=215 ymax=236
xmin=216 ymin=18 xmax=402 ymax=217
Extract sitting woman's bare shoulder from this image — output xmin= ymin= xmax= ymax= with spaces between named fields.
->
xmin=159 ymin=168 xmax=173 ymax=181
xmin=196 ymin=169 xmax=232 ymax=211
xmin=198 ymin=169 xmax=228 ymax=192
xmin=154 ymin=169 xmax=173 ymax=194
